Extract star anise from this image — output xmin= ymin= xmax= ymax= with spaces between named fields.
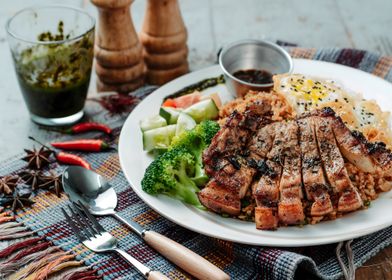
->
xmin=0 ymin=175 xmax=19 ymax=194
xmin=19 ymin=170 xmax=44 ymax=190
xmin=22 ymin=146 xmax=52 ymax=169
xmin=39 ymin=171 xmax=63 ymax=197
xmin=4 ymin=192 xmax=34 ymax=213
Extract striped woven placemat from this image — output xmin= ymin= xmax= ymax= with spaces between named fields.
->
xmin=1 ymin=47 xmax=392 ymax=280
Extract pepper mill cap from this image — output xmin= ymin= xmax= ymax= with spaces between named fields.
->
xmin=91 ymin=0 xmax=133 ymax=9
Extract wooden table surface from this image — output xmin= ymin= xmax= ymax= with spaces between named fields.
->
xmin=0 ymin=1 xmax=392 ymax=279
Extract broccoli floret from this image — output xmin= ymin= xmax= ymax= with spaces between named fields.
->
xmin=170 ymin=120 xmax=220 ymax=186
xmin=142 ymin=147 xmax=202 ymax=206
xmin=142 ymin=121 xmax=220 ymax=206
xmin=171 ymin=120 xmax=220 ymax=148
xmin=194 ymin=120 xmax=221 ymax=144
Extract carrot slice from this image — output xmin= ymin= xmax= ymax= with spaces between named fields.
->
xmin=162 ymin=98 xmax=177 ymax=108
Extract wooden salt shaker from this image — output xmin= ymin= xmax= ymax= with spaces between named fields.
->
xmin=140 ymin=0 xmax=189 ymax=85
xmin=91 ymin=0 xmax=145 ymax=93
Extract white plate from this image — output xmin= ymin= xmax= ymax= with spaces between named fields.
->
xmin=119 ymin=59 xmax=392 ymax=247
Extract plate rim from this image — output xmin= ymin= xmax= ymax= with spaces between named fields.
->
xmin=119 ymin=59 xmax=392 ymax=246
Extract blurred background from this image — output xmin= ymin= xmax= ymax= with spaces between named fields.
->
xmin=0 ymin=0 xmax=391 ymax=158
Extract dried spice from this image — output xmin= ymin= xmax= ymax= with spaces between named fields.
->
xmin=0 ymin=176 xmax=19 ymax=195
xmin=3 ymin=192 xmax=34 ymax=213
xmin=19 ymin=170 xmax=44 ymax=190
xmin=22 ymin=146 xmax=53 ymax=169
xmin=39 ymin=171 xmax=63 ymax=197
xmin=89 ymin=94 xmax=140 ymax=115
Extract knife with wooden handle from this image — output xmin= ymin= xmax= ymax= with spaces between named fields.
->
xmin=113 ymin=213 xmax=230 ymax=280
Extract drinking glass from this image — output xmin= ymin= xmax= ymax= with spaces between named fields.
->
xmin=6 ymin=5 xmax=95 ymax=126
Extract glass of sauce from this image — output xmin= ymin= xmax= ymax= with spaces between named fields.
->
xmin=6 ymin=6 xmax=95 ymax=126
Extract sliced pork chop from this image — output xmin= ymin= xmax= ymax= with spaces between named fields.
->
xmin=248 ymin=122 xmax=278 ymax=161
xmin=247 ymin=122 xmax=280 ymax=229
xmin=198 ymin=156 xmax=255 ymax=215
xmin=313 ymin=116 xmax=363 ymax=212
xmin=197 ymin=180 xmax=241 ymax=215
xmin=203 ymin=100 xmax=272 ymax=177
xmin=311 ymin=108 xmax=376 ymax=173
xmin=200 ymin=100 xmax=273 ymax=215
xmin=253 ymin=165 xmax=281 ymax=229
xmin=350 ymin=130 xmax=392 ymax=177
xmin=330 ymin=118 xmax=376 ymax=173
xmin=203 ymin=111 xmax=247 ymax=176
xmin=278 ymin=121 xmax=305 ymax=225
xmin=253 ymin=122 xmax=287 ymax=229
xmin=297 ymin=117 xmax=333 ymax=217
xmin=212 ymin=157 xmax=256 ymax=199
xmin=301 ymin=107 xmax=391 ymax=175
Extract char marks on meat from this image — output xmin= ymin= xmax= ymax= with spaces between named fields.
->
xmin=277 ymin=121 xmax=305 ymax=225
xmin=297 ymin=117 xmax=333 ymax=217
xmin=198 ymin=100 xmax=273 ymax=215
xmin=313 ymin=115 xmax=363 ymax=212
xmin=201 ymin=106 xmax=392 ymax=230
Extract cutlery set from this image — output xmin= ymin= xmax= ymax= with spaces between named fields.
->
xmin=62 ymin=202 xmax=169 ymax=280
xmin=62 ymin=166 xmax=229 ymax=280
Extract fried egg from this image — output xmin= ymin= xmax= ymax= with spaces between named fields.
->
xmin=273 ymin=74 xmax=392 ymax=146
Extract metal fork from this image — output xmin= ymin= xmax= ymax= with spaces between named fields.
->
xmin=62 ymin=202 xmax=169 ymax=280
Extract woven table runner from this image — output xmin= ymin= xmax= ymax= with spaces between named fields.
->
xmin=1 ymin=47 xmax=392 ymax=280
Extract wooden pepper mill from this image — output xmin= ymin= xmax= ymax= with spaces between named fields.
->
xmin=91 ymin=0 xmax=145 ymax=93
xmin=140 ymin=0 xmax=189 ymax=85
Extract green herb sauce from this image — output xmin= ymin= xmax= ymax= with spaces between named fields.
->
xmin=163 ymin=75 xmax=225 ymax=102
xmin=13 ymin=21 xmax=94 ymax=118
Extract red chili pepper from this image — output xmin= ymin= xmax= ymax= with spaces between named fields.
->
xmin=28 ymin=136 xmax=91 ymax=169
xmin=40 ymin=122 xmax=112 ymax=135
xmin=51 ymin=139 xmax=109 ymax=152
xmin=66 ymin=122 xmax=112 ymax=135
xmin=56 ymin=152 xmax=91 ymax=169
xmin=162 ymin=98 xmax=177 ymax=108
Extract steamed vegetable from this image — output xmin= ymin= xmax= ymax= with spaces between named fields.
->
xmin=175 ymin=112 xmax=196 ymax=136
xmin=142 ymin=125 xmax=176 ymax=152
xmin=141 ymin=147 xmax=201 ymax=206
xmin=141 ymin=120 xmax=220 ymax=206
xmin=170 ymin=120 xmax=220 ymax=186
xmin=140 ymin=115 xmax=167 ymax=132
xmin=183 ymin=99 xmax=219 ymax=123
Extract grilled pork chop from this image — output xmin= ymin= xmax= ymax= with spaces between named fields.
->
xmin=199 ymin=100 xmax=273 ymax=215
xmin=313 ymin=115 xmax=363 ymax=212
xmin=278 ymin=121 xmax=305 ymax=225
xmin=252 ymin=122 xmax=285 ymax=229
xmin=201 ymin=106 xmax=392 ymax=230
xmin=304 ymin=107 xmax=377 ymax=173
xmin=297 ymin=117 xmax=333 ymax=217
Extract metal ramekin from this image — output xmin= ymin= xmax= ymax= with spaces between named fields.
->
xmin=219 ymin=39 xmax=293 ymax=98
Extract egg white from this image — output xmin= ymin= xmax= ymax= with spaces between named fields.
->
xmin=273 ymin=74 xmax=392 ymax=146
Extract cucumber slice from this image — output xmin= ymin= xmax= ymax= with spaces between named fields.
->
xmin=142 ymin=124 xmax=176 ymax=152
xmin=183 ymin=99 xmax=219 ymax=123
xmin=140 ymin=115 xmax=167 ymax=132
xmin=159 ymin=107 xmax=180 ymax=124
xmin=175 ymin=112 xmax=197 ymax=136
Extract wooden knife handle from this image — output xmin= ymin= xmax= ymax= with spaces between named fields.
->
xmin=147 ymin=271 xmax=170 ymax=280
xmin=143 ymin=230 xmax=230 ymax=280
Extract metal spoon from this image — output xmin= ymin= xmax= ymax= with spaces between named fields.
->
xmin=62 ymin=166 xmax=230 ymax=280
